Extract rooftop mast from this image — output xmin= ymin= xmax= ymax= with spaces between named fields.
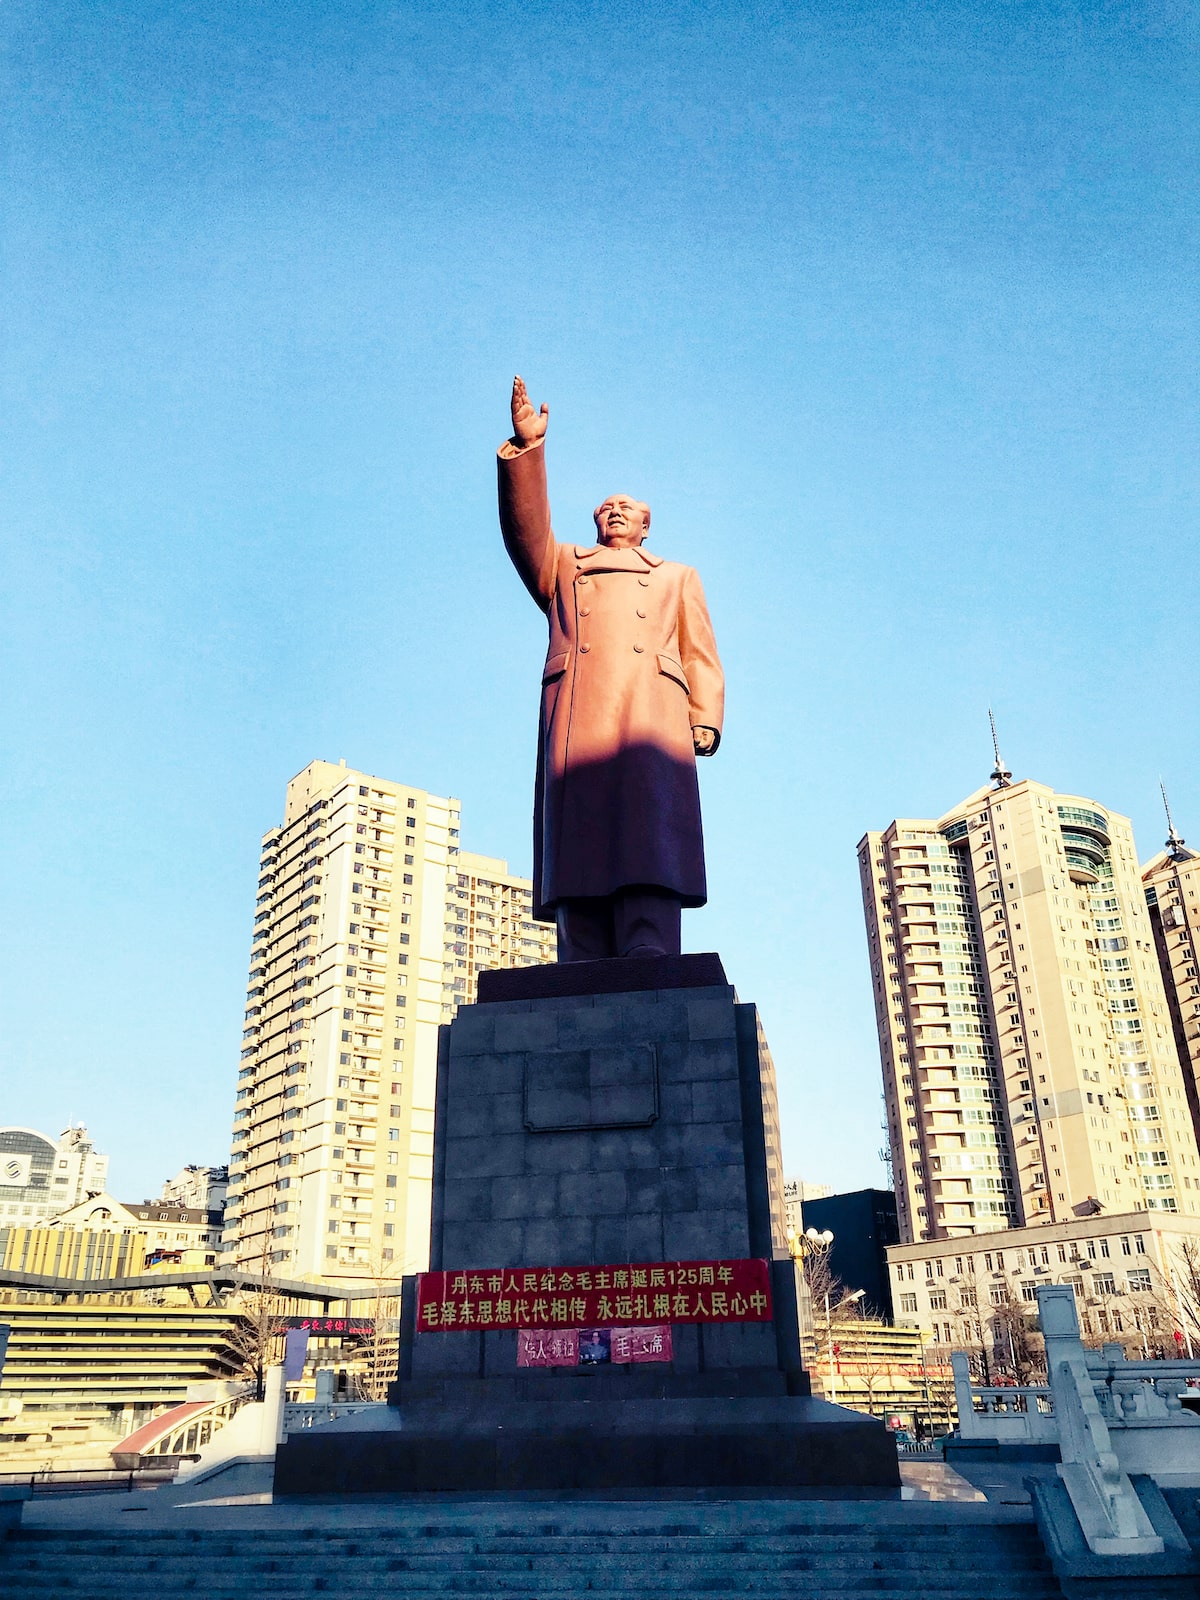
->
xmin=1162 ymin=781 xmax=1188 ymax=860
xmin=989 ymin=709 xmax=1012 ymax=789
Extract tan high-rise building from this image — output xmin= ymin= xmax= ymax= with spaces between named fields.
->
xmin=222 ymin=760 xmax=555 ymax=1286
xmin=1143 ymin=808 xmax=1200 ymax=1155
xmin=860 ymin=771 xmax=1200 ymax=1245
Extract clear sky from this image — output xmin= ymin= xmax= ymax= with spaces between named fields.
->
xmin=2 ymin=0 xmax=1196 ymax=1204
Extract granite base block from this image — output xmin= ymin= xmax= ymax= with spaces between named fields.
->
xmin=284 ymin=970 xmax=899 ymax=1495
xmin=273 ymin=1394 xmax=900 ymax=1494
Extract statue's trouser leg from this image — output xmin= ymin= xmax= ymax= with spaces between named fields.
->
xmin=556 ymin=890 xmax=683 ymax=960
xmin=612 ymin=889 xmax=682 ymax=958
xmin=556 ymin=898 xmax=615 ymax=961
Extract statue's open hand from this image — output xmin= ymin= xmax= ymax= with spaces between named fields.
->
xmin=510 ymin=375 xmax=548 ymax=449
xmin=693 ymin=727 xmax=717 ymax=757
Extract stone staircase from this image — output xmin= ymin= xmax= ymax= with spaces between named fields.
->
xmin=0 ymin=1516 xmax=1063 ymax=1597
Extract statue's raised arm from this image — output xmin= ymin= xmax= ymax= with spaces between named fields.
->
xmin=498 ymin=377 xmax=556 ymax=610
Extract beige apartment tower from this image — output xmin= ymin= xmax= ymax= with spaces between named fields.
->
xmin=1143 ymin=806 xmax=1200 ymax=1155
xmin=860 ymin=769 xmax=1200 ymax=1245
xmin=223 ymin=760 xmax=554 ymax=1286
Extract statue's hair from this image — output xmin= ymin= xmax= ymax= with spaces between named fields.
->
xmin=593 ymin=496 xmax=651 ymax=541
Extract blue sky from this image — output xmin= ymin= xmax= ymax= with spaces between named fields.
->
xmin=2 ymin=0 xmax=1196 ymax=1203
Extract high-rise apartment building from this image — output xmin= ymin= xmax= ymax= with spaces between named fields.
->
xmin=860 ymin=772 xmax=1200 ymax=1245
xmin=1143 ymin=809 xmax=1200 ymax=1155
xmin=222 ymin=760 xmax=554 ymax=1286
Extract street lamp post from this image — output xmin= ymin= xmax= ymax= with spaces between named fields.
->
xmin=826 ymin=1288 xmax=865 ymax=1405
xmin=787 ymin=1226 xmax=834 ymax=1345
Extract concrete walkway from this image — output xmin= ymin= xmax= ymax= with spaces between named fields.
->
xmin=14 ymin=1459 xmax=1055 ymax=1532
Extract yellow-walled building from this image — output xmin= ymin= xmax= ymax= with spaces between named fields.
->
xmin=0 ymin=1298 xmax=243 ymax=1458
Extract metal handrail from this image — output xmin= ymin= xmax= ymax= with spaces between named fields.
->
xmin=0 ymin=1466 xmax=178 ymax=1495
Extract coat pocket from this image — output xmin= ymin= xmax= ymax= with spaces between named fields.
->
xmin=542 ymin=651 xmax=570 ymax=684
xmin=656 ymin=653 xmax=691 ymax=695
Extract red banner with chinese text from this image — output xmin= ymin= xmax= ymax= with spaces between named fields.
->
xmin=416 ymin=1258 xmax=772 ymax=1332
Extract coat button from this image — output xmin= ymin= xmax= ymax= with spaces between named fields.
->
xmin=578 ymin=575 xmax=589 ymax=585
xmin=580 ymin=607 xmax=590 ymax=617
xmin=636 ymin=609 xmax=646 ymax=618
xmin=633 ymin=644 xmax=644 ymax=653
xmin=638 ymin=577 xmax=649 ymax=587
xmin=580 ymin=643 xmax=590 ymax=654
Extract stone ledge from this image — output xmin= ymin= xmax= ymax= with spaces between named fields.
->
xmin=477 ymin=953 xmax=729 ymax=1003
xmin=274 ymin=1394 xmax=899 ymax=1493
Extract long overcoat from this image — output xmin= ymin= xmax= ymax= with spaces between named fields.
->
xmin=498 ymin=439 xmax=724 ymax=921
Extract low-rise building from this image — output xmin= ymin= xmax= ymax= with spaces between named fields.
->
xmin=42 ymin=1193 xmax=221 ymax=1272
xmin=802 ymin=1316 xmax=953 ymax=1435
xmin=0 ymin=1297 xmax=244 ymax=1460
xmin=887 ymin=1209 xmax=1200 ymax=1365
xmin=0 ymin=1223 xmax=149 ymax=1283
xmin=159 ymin=1164 xmax=229 ymax=1216
xmin=0 ymin=1124 xmax=108 ymax=1226
xmin=800 ymin=1188 xmax=899 ymax=1320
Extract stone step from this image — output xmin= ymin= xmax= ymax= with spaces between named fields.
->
xmin=11 ymin=1523 xmax=1030 ymax=1539
xmin=0 ymin=1523 xmax=1061 ymax=1600
xmin=0 ymin=1543 xmax=1051 ymax=1568
xmin=0 ymin=1584 xmax=1064 ymax=1599
xmin=0 ymin=1565 xmax=1060 ymax=1592
xmin=0 ymin=1559 xmax=1054 ymax=1583
xmin=6 ymin=1531 xmax=1041 ymax=1552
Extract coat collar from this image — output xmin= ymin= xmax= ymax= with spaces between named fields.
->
xmin=573 ymin=543 xmax=663 ymax=568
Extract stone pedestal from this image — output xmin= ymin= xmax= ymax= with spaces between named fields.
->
xmin=274 ymin=956 xmax=899 ymax=1493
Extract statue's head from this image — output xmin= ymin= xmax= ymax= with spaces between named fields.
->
xmin=594 ymin=494 xmax=651 ymax=548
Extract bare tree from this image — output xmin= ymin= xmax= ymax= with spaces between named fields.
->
xmin=851 ymin=1318 xmax=891 ymax=1420
xmin=352 ymin=1248 xmax=401 ymax=1401
xmin=227 ymin=1224 xmax=287 ymax=1400
xmin=920 ymin=1347 xmax=958 ymax=1434
xmin=989 ymin=1279 xmax=1044 ymax=1384
xmin=1169 ymin=1239 xmax=1200 ymax=1354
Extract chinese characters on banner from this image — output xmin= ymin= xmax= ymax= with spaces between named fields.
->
xmin=612 ymin=1325 xmax=672 ymax=1362
xmin=417 ymin=1258 xmax=772 ymax=1332
xmin=517 ymin=1326 xmax=674 ymax=1367
xmin=517 ymin=1330 xmax=578 ymax=1367
xmin=282 ymin=1316 xmax=373 ymax=1337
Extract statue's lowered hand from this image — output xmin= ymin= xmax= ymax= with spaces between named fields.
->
xmin=510 ymin=375 xmax=549 ymax=449
xmin=693 ymin=727 xmax=717 ymax=757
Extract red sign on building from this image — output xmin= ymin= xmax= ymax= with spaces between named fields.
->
xmin=282 ymin=1316 xmax=374 ymax=1336
xmin=416 ymin=1258 xmax=772 ymax=1332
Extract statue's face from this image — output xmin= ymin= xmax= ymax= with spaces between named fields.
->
xmin=594 ymin=494 xmax=650 ymax=548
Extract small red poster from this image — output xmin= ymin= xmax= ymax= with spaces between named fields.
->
xmin=417 ymin=1257 xmax=772 ymax=1332
xmin=516 ymin=1329 xmax=579 ymax=1367
xmin=611 ymin=1325 xmax=673 ymax=1362
xmin=516 ymin=1325 xmax=673 ymax=1366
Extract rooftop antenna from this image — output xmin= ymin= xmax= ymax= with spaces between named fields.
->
xmin=1162 ymin=781 xmax=1187 ymax=859
xmin=989 ymin=708 xmax=1012 ymax=789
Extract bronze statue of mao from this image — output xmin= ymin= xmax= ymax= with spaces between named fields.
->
xmin=497 ymin=377 xmax=724 ymax=962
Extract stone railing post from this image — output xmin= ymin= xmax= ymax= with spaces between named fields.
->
xmin=261 ymin=1362 xmax=287 ymax=1451
xmin=1037 ymin=1284 xmax=1163 ymax=1555
xmin=951 ymin=1351 xmax=980 ymax=1438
